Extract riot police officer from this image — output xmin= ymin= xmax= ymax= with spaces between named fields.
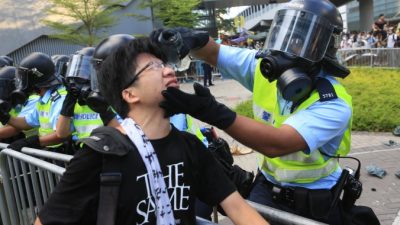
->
xmin=150 ymin=0 xmax=379 ymax=224
xmin=56 ymin=47 xmax=118 ymax=146
xmin=0 ymin=52 xmax=68 ymax=152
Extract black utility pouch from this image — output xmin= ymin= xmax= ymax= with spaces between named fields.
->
xmin=308 ymin=189 xmax=333 ymax=220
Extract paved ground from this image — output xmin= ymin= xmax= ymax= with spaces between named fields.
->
xmin=180 ymin=79 xmax=400 ymax=225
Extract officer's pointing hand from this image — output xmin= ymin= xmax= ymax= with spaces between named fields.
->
xmin=160 ymin=82 xmax=236 ymax=130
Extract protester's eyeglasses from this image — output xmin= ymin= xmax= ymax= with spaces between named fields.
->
xmin=124 ymin=61 xmax=174 ymax=89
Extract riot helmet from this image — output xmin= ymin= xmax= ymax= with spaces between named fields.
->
xmin=265 ymin=0 xmax=343 ymax=62
xmin=11 ymin=52 xmax=60 ymax=105
xmin=65 ymin=47 xmax=95 ymax=105
xmin=0 ymin=58 xmax=10 ymax=68
xmin=87 ymin=34 xmax=134 ymax=113
xmin=259 ymin=0 xmax=347 ymax=103
xmin=52 ymin=54 xmax=70 ymax=79
xmin=0 ymin=56 xmax=13 ymax=67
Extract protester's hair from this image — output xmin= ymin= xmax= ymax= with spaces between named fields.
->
xmin=98 ymin=37 xmax=166 ymax=118
xmin=379 ymin=14 xmax=384 ymax=18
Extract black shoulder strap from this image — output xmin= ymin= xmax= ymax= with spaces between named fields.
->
xmin=79 ymin=126 xmax=131 ymax=225
xmin=315 ymin=78 xmax=338 ymax=102
xmin=97 ymin=155 xmax=122 ymax=225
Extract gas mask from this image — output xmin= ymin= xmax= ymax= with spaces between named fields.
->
xmin=259 ymin=8 xmax=342 ymax=102
xmin=86 ymin=67 xmax=109 ymax=113
xmin=10 ymin=67 xmax=36 ymax=106
xmin=65 ymin=54 xmax=94 ymax=105
xmin=257 ymin=50 xmax=320 ymax=103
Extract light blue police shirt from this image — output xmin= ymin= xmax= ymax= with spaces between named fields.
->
xmin=17 ymin=95 xmax=40 ymax=118
xmin=25 ymin=86 xmax=67 ymax=131
xmin=217 ymin=45 xmax=352 ymax=189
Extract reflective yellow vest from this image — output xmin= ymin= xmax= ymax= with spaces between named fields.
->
xmin=22 ymin=94 xmax=40 ymax=138
xmin=38 ymin=87 xmax=67 ymax=148
xmin=253 ymin=59 xmax=353 ymax=183
xmin=185 ymin=115 xmax=208 ymax=146
xmin=73 ymin=103 xmax=103 ymax=140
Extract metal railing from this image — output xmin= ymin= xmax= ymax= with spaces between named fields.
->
xmin=0 ymin=147 xmax=218 ymax=225
xmin=0 ymin=144 xmax=326 ymax=225
xmin=338 ymin=47 xmax=400 ymax=68
xmin=0 ymin=148 xmax=65 ymax=225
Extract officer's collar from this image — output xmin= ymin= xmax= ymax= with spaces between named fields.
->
xmin=39 ymin=85 xmax=61 ymax=104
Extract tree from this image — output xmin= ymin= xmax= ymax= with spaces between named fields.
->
xmin=215 ymin=8 xmax=235 ymax=34
xmin=41 ymin=0 xmax=123 ymax=46
xmin=130 ymin=0 xmax=201 ymax=28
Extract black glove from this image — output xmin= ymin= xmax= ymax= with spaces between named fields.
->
xmin=8 ymin=135 xmax=41 ymax=152
xmin=160 ymin=83 xmax=236 ymax=130
xmin=150 ymin=27 xmax=209 ymax=63
xmin=60 ymin=93 xmax=78 ymax=117
xmin=99 ymin=106 xmax=116 ymax=125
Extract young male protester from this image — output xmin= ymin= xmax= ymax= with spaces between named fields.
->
xmin=34 ymin=37 xmax=269 ymax=225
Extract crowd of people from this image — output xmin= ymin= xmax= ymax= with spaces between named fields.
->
xmin=0 ymin=0 xmax=383 ymax=225
xmin=340 ymin=14 xmax=400 ymax=49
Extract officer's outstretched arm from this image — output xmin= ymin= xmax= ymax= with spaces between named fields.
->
xmin=0 ymin=125 xmax=21 ymax=139
xmin=56 ymin=115 xmax=72 ymax=138
xmin=225 ymin=115 xmax=307 ymax=157
xmin=190 ymin=37 xmax=220 ymax=67
xmin=160 ymin=83 xmax=307 ymax=157
xmin=39 ymin=132 xmax=67 ymax=147
xmin=221 ymin=191 xmax=270 ymax=225
xmin=7 ymin=116 xmax=34 ymax=130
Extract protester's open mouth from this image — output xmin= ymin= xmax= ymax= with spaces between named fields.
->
xmin=166 ymin=79 xmax=179 ymax=88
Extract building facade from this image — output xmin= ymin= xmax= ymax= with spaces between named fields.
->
xmin=347 ymin=0 xmax=400 ymax=32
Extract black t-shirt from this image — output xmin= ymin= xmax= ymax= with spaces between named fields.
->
xmin=39 ymin=126 xmax=236 ymax=225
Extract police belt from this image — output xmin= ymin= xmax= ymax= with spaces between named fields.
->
xmin=259 ymin=173 xmax=336 ymax=219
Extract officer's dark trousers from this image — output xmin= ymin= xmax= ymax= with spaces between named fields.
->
xmin=247 ymin=173 xmax=344 ymax=225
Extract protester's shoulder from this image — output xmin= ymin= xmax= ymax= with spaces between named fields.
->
xmin=78 ymin=126 xmax=133 ymax=156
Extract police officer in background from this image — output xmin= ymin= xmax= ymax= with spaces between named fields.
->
xmin=56 ymin=47 xmax=119 ymax=147
xmin=0 ymin=66 xmax=39 ymax=143
xmin=0 ymin=52 xmax=68 ymax=152
xmin=151 ymin=0 xmax=380 ymax=224
xmin=52 ymin=54 xmax=70 ymax=79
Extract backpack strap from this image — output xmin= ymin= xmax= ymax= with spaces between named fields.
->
xmin=78 ymin=126 xmax=132 ymax=225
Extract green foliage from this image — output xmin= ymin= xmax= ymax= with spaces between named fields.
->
xmin=234 ymin=68 xmax=400 ymax=132
xmin=42 ymin=0 xmax=122 ymax=46
xmin=215 ymin=8 xmax=235 ymax=34
xmin=340 ymin=68 xmax=400 ymax=132
xmin=130 ymin=0 xmax=201 ymax=28
xmin=234 ymin=100 xmax=254 ymax=118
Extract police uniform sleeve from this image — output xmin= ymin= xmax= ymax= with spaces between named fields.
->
xmin=38 ymin=146 xmax=102 ymax=225
xmin=182 ymin=132 xmax=236 ymax=206
xmin=217 ymin=45 xmax=258 ymax=91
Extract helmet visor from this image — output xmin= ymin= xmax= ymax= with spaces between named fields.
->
xmin=90 ymin=68 xmax=99 ymax=92
xmin=15 ymin=67 xmax=31 ymax=91
xmin=66 ymin=55 xmax=93 ymax=81
xmin=265 ymin=9 xmax=334 ymax=62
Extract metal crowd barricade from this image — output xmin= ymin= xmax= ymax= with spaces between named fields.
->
xmin=0 ymin=143 xmax=326 ymax=225
xmin=338 ymin=47 xmax=400 ymax=68
xmin=0 ymin=148 xmax=66 ymax=225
